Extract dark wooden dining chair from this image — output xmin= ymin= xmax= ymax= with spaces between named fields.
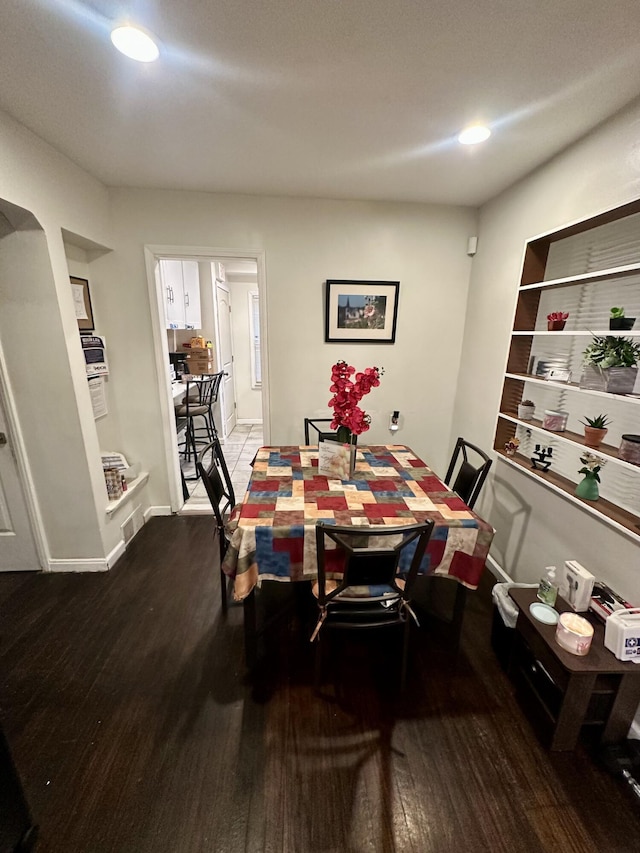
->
xmin=304 ymin=417 xmax=358 ymax=446
xmin=304 ymin=417 xmax=337 ymax=444
xmin=423 ymin=437 xmax=492 ymax=647
xmin=312 ymin=521 xmax=435 ymax=691
xmin=196 ymin=438 xmax=237 ymax=614
xmin=444 ymin=437 xmax=492 ymax=510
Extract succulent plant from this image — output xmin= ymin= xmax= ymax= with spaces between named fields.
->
xmin=520 ymin=399 xmax=535 ymax=407
xmin=581 ymin=414 xmax=611 ymax=429
xmin=583 ymin=335 xmax=640 ymax=368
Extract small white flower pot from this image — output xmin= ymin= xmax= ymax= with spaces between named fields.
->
xmin=518 ymin=403 xmax=535 ymax=420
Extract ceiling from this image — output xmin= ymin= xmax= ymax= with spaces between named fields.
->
xmin=2 ymin=0 xmax=640 ymax=206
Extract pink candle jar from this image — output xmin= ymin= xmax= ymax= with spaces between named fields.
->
xmin=542 ymin=409 xmax=568 ymax=432
xmin=555 ymin=612 xmax=594 ymax=656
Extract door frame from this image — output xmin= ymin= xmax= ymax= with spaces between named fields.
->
xmin=0 ymin=337 xmax=46 ymax=570
xmin=144 ymin=245 xmax=269 ymax=512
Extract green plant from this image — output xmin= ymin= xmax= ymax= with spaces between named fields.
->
xmin=610 ymin=307 xmax=625 ymax=318
xmin=580 ymin=414 xmax=611 ymax=429
xmin=582 ymin=335 xmax=640 ymax=368
xmin=520 ymin=399 xmax=535 ymax=407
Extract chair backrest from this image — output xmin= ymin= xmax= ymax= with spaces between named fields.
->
xmin=196 ymin=440 xmax=236 ymax=557
xmin=304 ymin=417 xmax=358 ymax=446
xmin=315 ymin=521 xmax=434 ymax=606
xmin=444 ymin=437 xmax=492 ymax=509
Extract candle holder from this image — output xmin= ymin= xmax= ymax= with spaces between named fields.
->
xmin=531 ymin=445 xmax=553 ymax=472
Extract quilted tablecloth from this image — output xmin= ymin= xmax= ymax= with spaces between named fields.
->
xmin=222 ymin=445 xmax=494 ymax=601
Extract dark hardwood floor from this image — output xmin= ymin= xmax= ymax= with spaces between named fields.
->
xmin=1 ymin=516 xmax=639 ymax=852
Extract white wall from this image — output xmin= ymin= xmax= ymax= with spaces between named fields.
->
xmin=0 ymin=109 xmax=126 ymax=565
xmin=108 ymin=189 xmax=478 ymax=505
xmin=453 ymin=97 xmax=640 ymax=604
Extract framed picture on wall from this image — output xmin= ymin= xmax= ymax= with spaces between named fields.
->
xmin=325 ymin=280 xmax=399 ymax=343
xmin=70 ymin=276 xmax=95 ymax=332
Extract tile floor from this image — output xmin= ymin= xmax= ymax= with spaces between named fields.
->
xmin=179 ymin=424 xmax=264 ymax=514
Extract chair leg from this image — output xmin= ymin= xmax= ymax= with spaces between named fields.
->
xmin=243 ymin=589 xmax=258 ymax=669
xmin=401 ymin=617 xmax=411 ymax=692
xmin=220 ymin=567 xmax=228 ymax=615
xmin=314 ymin=635 xmax=323 ymax=691
xmin=450 ymin=584 xmax=467 ymax=651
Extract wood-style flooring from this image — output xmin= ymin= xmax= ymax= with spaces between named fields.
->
xmin=1 ymin=516 xmax=639 ymax=852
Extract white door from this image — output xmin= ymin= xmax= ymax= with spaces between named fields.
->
xmin=215 ymin=281 xmax=236 ymax=436
xmin=0 ymin=394 xmax=40 ymax=571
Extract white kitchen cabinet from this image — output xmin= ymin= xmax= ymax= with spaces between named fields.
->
xmin=160 ymin=260 xmax=201 ymax=330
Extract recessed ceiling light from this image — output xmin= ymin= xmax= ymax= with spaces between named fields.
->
xmin=110 ymin=25 xmax=159 ymax=62
xmin=458 ymin=125 xmax=491 ymax=145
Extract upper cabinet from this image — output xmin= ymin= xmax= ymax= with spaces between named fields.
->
xmin=494 ymin=199 xmax=640 ymax=541
xmin=159 ymin=260 xmax=202 ymax=330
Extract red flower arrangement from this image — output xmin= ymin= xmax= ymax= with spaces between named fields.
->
xmin=547 ymin=311 xmax=569 ymax=322
xmin=328 ymin=360 xmax=383 ymax=442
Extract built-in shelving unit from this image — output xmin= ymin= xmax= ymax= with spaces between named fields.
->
xmin=494 ymin=198 xmax=640 ymax=541
xmin=105 ymin=471 xmax=149 ymax=516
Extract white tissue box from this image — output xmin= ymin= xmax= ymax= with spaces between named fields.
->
xmin=561 ymin=560 xmax=595 ymax=612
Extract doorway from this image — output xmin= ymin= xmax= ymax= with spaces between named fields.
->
xmin=145 ymin=246 xmax=268 ymax=513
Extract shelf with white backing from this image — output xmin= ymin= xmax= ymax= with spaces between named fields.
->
xmin=511 ymin=330 xmax=640 ymax=337
xmin=495 ymin=197 xmax=640 ymax=537
xmin=497 ymin=413 xmax=640 ymax=473
xmin=105 ymin=471 xmax=149 ymax=516
xmin=505 ymin=372 xmax=640 ymax=404
xmin=519 ymin=262 xmax=640 ymax=292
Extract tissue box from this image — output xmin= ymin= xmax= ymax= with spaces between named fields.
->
xmin=561 ymin=560 xmax=595 ymax=612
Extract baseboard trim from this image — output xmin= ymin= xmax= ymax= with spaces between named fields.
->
xmin=106 ymin=539 xmax=127 ymax=568
xmin=486 ymin=554 xmax=513 ymax=584
xmin=235 ymin=419 xmax=263 ymax=425
xmin=144 ymin=505 xmax=172 ymax=520
xmin=48 ymin=557 xmax=109 ymax=573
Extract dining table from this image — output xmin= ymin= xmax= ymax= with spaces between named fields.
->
xmin=222 ymin=444 xmax=495 ymax=603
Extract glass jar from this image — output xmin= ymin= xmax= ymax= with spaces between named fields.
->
xmin=619 ymin=434 xmax=640 ymax=466
xmin=542 ymin=409 xmax=569 ymax=431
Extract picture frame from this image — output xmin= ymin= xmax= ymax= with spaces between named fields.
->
xmin=70 ymin=276 xmax=94 ymax=332
xmin=325 ymin=279 xmax=399 ymax=343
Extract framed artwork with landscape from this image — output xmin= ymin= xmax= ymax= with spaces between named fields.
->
xmin=325 ymin=280 xmax=399 ymax=343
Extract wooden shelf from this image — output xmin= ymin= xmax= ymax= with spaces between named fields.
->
xmin=496 ymin=452 xmax=640 ymax=541
xmin=511 ymin=330 xmax=640 ymax=337
xmin=505 ymin=372 xmax=640 ymax=404
xmin=519 ymin=262 xmax=640 ymax=292
xmin=497 ymin=413 xmax=640 ymax=473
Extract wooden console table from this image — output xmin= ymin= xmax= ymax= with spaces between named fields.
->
xmin=508 ymin=588 xmax=640 ymax=751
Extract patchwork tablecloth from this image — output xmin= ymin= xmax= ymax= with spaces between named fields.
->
xmin=222 ymin=445 xmax=494 ymax=601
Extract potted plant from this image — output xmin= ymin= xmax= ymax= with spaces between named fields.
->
xmin=504 ymin=436 xmax=520 ymax=456
xmin=609 ymin=307 xmax=636 ymax=331
xmin=517 ymin=399 xmax=535 ymax=420
xmin=547 ymin=311 xmax=569 ymax=331
xmin=580 ymin=413 xmax=611 ymax=448
xmin=580 ymin=335 xmax=640 ymax=394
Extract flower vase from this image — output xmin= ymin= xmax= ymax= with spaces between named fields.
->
xmin=575 ymin=474 xmax=599 ymax=501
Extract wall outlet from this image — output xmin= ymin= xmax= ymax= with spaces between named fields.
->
xmin=389 ymin=410 xmax=400 ymax=432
